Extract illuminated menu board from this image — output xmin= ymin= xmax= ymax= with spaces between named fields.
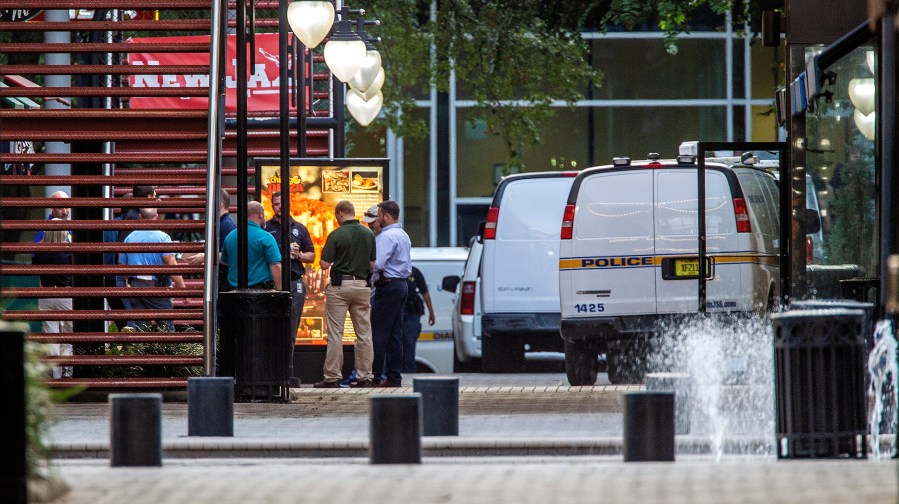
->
xmin=255 ymin=158 xmax=388 ymax=345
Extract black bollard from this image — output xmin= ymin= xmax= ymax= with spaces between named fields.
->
xmin=0 ymin=324 xmax=27 ymax=504
xmin=369 ymin=394 xmax=422 ymax=464
xmin=645 ymin=372 xmax=692 ymax=435
xmin=413 ymin=376 xmax=460 ymax=436
xmin=109 ymin=393 xmax=163 ymax=467
xmin=188 ymin=377 xmax=234 ymax=437
xmin=623 ymin=391 xmax=675 ymax=462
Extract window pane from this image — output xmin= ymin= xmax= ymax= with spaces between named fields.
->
xmin=455 ymin=107 xmax=589 ymax=197
xmin=591 ymin=106 xmax=727 ymax=163
xmin=806 ymin=45 xmax=878 ymax=279
xmin=592 ymin=39 xmax=727 ymax=100
xmin=403 ymin=108 xmax=430 ymax=246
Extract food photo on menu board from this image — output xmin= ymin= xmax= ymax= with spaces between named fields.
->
xmin=254 ymin=158 xmax=388 ymax=346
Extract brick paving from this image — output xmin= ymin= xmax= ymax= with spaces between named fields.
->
xmin=42 ymin=382 xmax=899 ymax=503
xmin=51 ymin=457 xmax=898 ymax=504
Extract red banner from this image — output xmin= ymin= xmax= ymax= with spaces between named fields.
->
xmin=128 ymin=33 xmax=303 ymax=113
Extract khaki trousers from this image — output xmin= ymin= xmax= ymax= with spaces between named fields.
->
xmin=323 ymin=280 xmax=374 ymax=382
xmin=39 ymin=297 xmax=73 ymax=379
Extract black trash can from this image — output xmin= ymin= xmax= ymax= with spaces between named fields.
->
xmin=218 ymin=289 xmax=292 ymax=402
xmin=771 ymin=308 xmax=867 ymax=459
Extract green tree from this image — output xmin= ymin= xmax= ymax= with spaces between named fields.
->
xmin=359 ymin=0 xmax=780 ymax=170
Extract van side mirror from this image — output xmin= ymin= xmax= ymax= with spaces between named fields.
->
xmin=442 ymin=275 xmax=461 ymax=292
xmin=805 ymin=208 xmax=822 ymax=235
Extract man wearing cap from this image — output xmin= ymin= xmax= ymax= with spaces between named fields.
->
xmin=265 ymin=191 xmax=315 ymax=339
xmin=370 ymin=200 xmax=412 ymax=387
xmin=315 ymin=200 xmax=377 ymax=388
xmin=362 ymin=204 xmax=382 ymax=235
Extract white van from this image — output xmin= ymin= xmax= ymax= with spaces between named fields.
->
xmin=478 ymin=171 xmax=578 ymax=372
xmin=559 ymin=144 xmax=781 ymax=385
xmin=442 ymin=230 xmax=485 ymax=372
xmin=409 ymin=247 xmax=468 ymax=373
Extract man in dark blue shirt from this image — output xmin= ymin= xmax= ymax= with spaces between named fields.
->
xmin=265 ymin=191 xmax=315 ymax=340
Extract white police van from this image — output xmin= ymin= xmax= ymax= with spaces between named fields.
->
xmin=559 ymin=142 xmax=781 ymax=385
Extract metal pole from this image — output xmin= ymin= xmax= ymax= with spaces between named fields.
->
xmin=279 ymin=0 xmax=291 ymax=293
xmin=203 ymin=0 xmax=227 ymax=376
xmin=879 ymin=10 xmax=897 ymax=320
xmin=236 ymin=0 xmax=249 ymax=289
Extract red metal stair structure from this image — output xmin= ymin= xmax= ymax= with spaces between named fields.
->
xmin=0 ymin=1 xmax=329 ymax=390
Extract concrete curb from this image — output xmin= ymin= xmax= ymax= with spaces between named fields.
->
xmin=50 ymin=435 xmax=782 ymax=459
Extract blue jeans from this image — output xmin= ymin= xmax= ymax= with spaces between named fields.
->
xmin=371 ymin=279 xmax=408 ymax=383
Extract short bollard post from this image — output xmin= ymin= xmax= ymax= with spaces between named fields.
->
xmin=110 ymin=393 xmax=163 ymax=467
xmin=369 ymin=394 xmax=422 ymax=464
xmin=0 ymin=324 xmax=27 ymax=504
xmin=188 ymin=377 xmax=234 ymax=437
xmin=623 ymin=391 xmax=675 ymax=462
xmin=413 ymin=377 xmax=459 ymax=436
xmin=645 ymin=372 xmax=692 ymax=435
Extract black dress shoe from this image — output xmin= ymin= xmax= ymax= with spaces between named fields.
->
xmin=349 ymin=378 xmax=374 ymax=388
xmin=375 ymin=380 xmax=402 ymax=388
xmin=313 ymin=380 xmax=343 ymax=388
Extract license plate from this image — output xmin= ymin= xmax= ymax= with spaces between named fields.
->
xmin=662 ymin=257 xmax=713 ymax=280
xmin=675 ymin=259 xmax=700 ymax=277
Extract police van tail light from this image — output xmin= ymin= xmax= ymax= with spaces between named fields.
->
xmin=460 ymin=281 xmax=476 ymax=315
xmin=733 ymin=197 xmax=752 ymax=233
xmin=806 ymin=236 xmax=814 ymax=263
xmin=484 ymin=207 xmax=499 ymax=240
xmin=561 ymin=204 xmax=575 ymax=239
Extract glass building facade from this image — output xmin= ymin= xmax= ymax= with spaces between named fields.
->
xmin=348 ymin=22 xmax=784 ymax=247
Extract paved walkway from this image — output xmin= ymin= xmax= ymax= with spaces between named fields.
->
xmin=49 ymin=457 xmax=899 ymax=504
xmin=40 ymin=381 xmax=899 ymax=503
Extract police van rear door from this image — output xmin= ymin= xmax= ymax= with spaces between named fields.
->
xmin=565 ymin=169 xmax=657 ymax=316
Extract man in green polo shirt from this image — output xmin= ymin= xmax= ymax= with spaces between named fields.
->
xmin=221 ymin=201 xmax=282 ymax=290
xmin=315 ymin=200 xmax=376 ymax=388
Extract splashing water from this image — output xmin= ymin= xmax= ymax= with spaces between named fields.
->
xmin=868 ymin=320 xmax=898 ymax=459
xmin=652 ymin=314 xmax=776 ymax=461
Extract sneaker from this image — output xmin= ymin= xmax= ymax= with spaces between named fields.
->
xmin=313 ymin=380 xmax=344 ymax=388
xmin=349 ymin=378 xmax=374 ymax=388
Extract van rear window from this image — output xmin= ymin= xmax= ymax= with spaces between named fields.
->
xmin=577 ymin=171 xmax=653 ymax=239
xmin=496 ymin=178 xmax=573 ymax=240
xmin=656 ymin=171 xmax=734 ymax=236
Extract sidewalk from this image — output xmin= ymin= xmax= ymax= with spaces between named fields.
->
xmin=49 ymin=384 xmax=639 ymax=458
xmin=44 ymin=383 xmax=899 ymax=503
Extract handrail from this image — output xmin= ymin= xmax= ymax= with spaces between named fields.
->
xmin=203 ymin=0 xmax=226 ymax=376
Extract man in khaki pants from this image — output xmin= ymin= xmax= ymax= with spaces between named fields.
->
xmin=315 ymin=200 xmax=377 ymax=388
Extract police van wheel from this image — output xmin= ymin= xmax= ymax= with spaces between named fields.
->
xmin=564 ymin=339 xmax=598 ymax=386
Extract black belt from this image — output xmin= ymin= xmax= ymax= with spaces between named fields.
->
xmin=340 ymin=274 xmax=367 ymax=280
xmin=381 ymin=277 xmax=404 ymax=282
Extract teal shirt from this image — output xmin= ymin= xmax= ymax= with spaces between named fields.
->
xmin=221 ymin=220 xmax=282 ymax=287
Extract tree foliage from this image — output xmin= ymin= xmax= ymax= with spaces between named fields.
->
xmin=358 ymin=0 xmax=777 ymax=169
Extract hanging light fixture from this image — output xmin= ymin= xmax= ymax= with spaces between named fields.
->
xmin=287 ymin=1 xmax=335 ymax=49
xmin=848 ymin=78 xmax=875 ymax=116
xmin=352 ymin=67 xmax=383 ymax=101
xmin=348 ymin=19 xmax=382 ymax=93
xmin=346 ymin=88 xmax=383 ymax=126
xmin=324 ymin=9 xmax=367 ymax=82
